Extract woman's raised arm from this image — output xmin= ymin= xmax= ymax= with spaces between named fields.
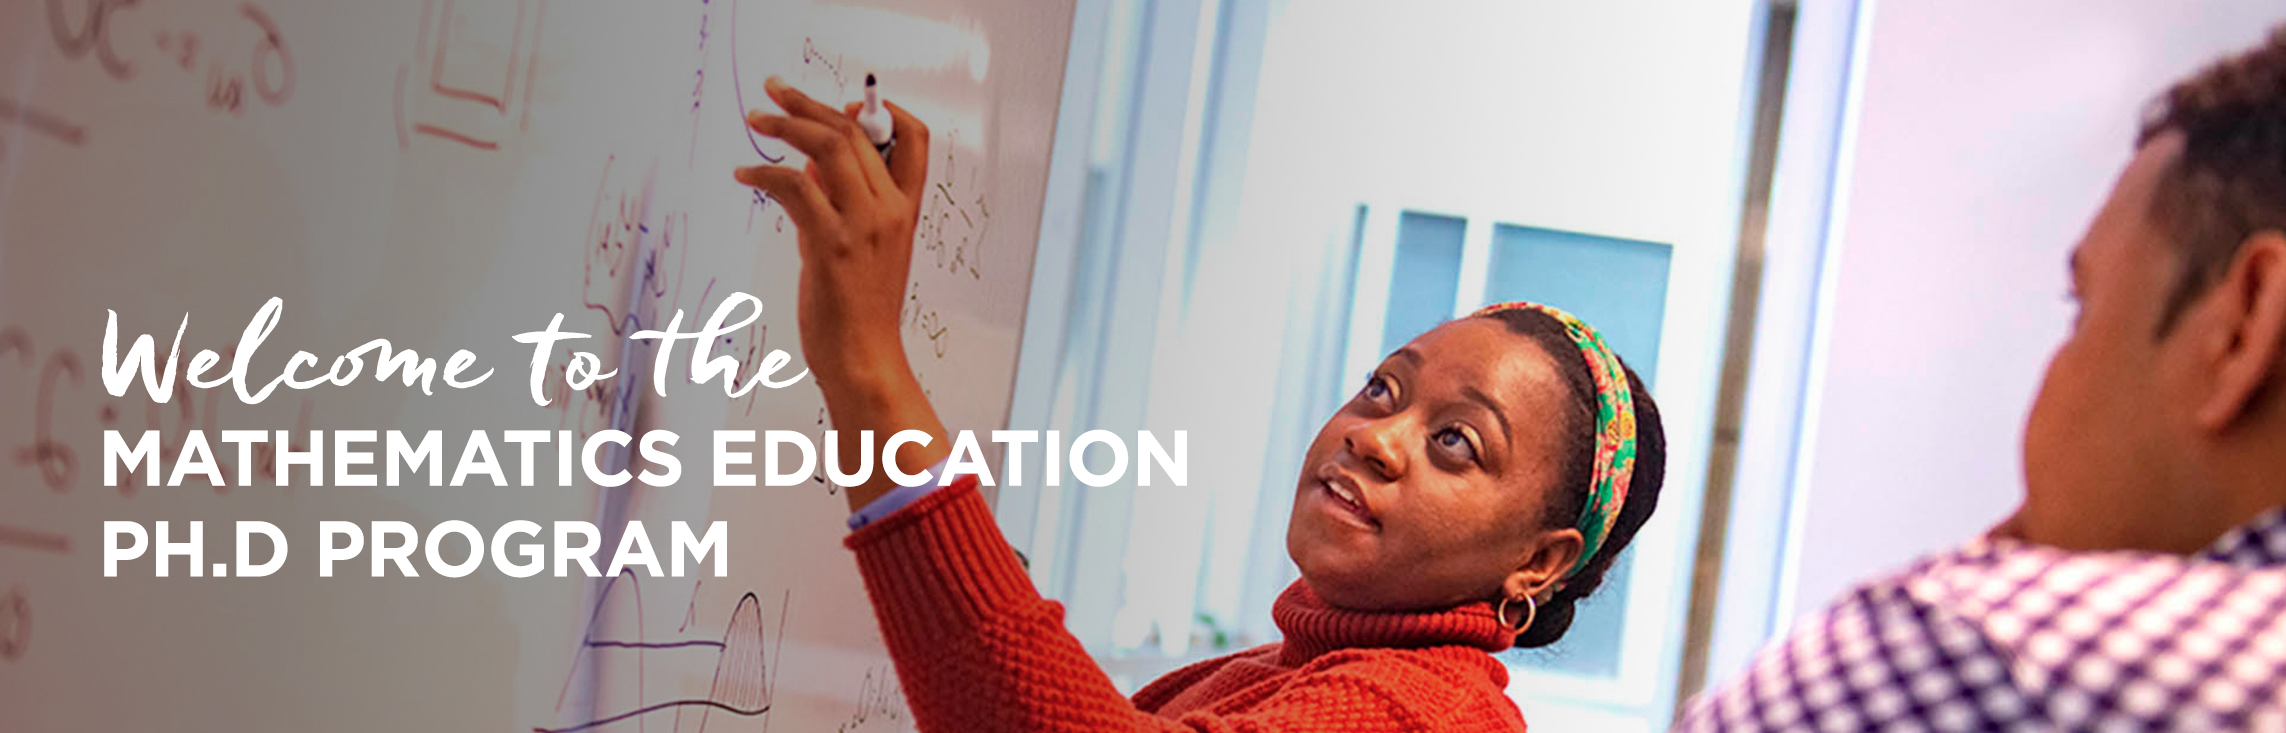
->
xmin=736 ymin=80 xmax=1482 ymax=733
xmin=735 ymin=76 xmax=948 ymax=512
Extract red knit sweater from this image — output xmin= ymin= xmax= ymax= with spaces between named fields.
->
xmin=845 ymin=477 xmax=1530 ymax=732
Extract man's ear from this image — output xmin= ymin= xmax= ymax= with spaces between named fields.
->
xmin=2194 ymin=230 xmax=2286 ymax=431
xmin=1503 ymin=528 xmax=1583 ymax=602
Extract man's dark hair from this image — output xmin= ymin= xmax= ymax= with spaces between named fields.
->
xmin=2137 ymin=25 xmax=2286 ymax=335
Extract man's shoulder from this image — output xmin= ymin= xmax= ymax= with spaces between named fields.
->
xmin=1680 ymin=538 xmax=2286 ymax=731
xmin=1904 ymin=539 xmax=2286 ymax=729
xmin=1677 ymin=551 xmax=2030 ymax=732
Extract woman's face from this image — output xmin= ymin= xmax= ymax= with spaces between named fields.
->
xmin=1288 ymin=318 xmax=1585 ymax=612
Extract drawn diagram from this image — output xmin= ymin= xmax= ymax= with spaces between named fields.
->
xmin=0 ymin=526 xmax=70 ymax=556
xmin=726 ymin=0 xmax=797 ymax=166
xmin=546 ymin=573 xmax=783 ymax=733
xmin=395 ymin=0 xmax=546 ymax=151
xmin=0 ymin=98 xmax=89 ymax=149
xmin=0 ymin=586 xmax=25 ymax=661
xmin=724 ymin=1 xmax=891 ymax=233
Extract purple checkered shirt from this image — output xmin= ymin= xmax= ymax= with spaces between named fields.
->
xmin=1678 ymin=506 xmax=2286 ymax=732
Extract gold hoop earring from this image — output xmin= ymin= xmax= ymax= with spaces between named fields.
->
xmin=1496 ymin=594 xmax=1537 ymax=634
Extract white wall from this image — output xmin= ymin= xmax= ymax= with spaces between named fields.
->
xmin=1779 ymin=0 xmax=2284 ymax=623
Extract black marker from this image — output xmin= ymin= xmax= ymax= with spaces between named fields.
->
xmin=857 ymin=73 xmax=894 ymax=161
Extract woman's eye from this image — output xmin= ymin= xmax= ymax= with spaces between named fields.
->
xmin=1433 ymin=427 xmax=1479 ymax=464
xmin=1361 ymin=373 xmax=1392 ymax=401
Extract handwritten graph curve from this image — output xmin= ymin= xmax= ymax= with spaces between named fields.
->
xmin=687 ymin=592 xmax=773 ymax=733
xmin=544 ymin=573 xmax=779 ymax=733
xmin=727 ymin=0 xmax=785 ymax=164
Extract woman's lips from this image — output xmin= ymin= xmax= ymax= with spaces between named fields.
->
xmin=1315 ymin=472 xmax=1379 ymax=529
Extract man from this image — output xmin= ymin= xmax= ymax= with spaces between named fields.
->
xmin=1679 ymin=27 xmax=2286 ymax=731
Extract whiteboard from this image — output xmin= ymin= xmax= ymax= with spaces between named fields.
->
xmin=0 ymin=0 xmax=1074 ymax=730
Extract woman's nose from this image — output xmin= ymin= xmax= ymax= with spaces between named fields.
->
xmin=1342 ymin=418 xmax=1408 ymax=480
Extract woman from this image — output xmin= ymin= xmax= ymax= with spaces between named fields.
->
xmin=735 ymin=76 xmax=1665 ymax=732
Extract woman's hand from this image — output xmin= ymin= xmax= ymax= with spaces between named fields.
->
xmin=737 ymin=75 xmax=926 ymax=379
xmin=737 ymin=76 xmax=949 ymax=510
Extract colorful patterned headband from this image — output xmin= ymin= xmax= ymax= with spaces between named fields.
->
xmin=1470 ymin=301 xmax=1638 ymax=578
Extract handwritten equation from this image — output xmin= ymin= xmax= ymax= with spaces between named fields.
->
xmin=580 ymin=156 xmax=682 ymax=341
xmin=902 ymin=134 xmax=997 ymax=364
xmin=901 ymin=281 xmax=952 ymax=360
xmin=686 ymin=0 xmax=711 ymax=165
xmin=571 ymin=155 xmax=788 ymax=426
xmin=917 ymin=129 xmax=992 ymax=281
xmin=834 ymin=665 xmax=911 ymax=732
xmin=798 ymin=37 xmax=856 ymax=95
xmin=43 ymin=0 xmax=294 ymax=116
xmin=0 ymin=327 xmax=314 ymax=498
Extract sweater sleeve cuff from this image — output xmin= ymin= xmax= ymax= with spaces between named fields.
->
xmin=846 ymin=455 xmax=955 ymax=531
xmin=844 ymin=475 xmax=1036 ymax=631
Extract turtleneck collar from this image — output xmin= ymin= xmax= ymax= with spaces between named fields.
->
xmin=1271 ymin=580 xmax=1515 ymax=666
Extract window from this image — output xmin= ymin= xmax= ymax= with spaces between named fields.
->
xmin=1347 ymin=202 xmax=1679 ymax=680
xmin=998 ymin=2 xmax=1761 ymax=730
